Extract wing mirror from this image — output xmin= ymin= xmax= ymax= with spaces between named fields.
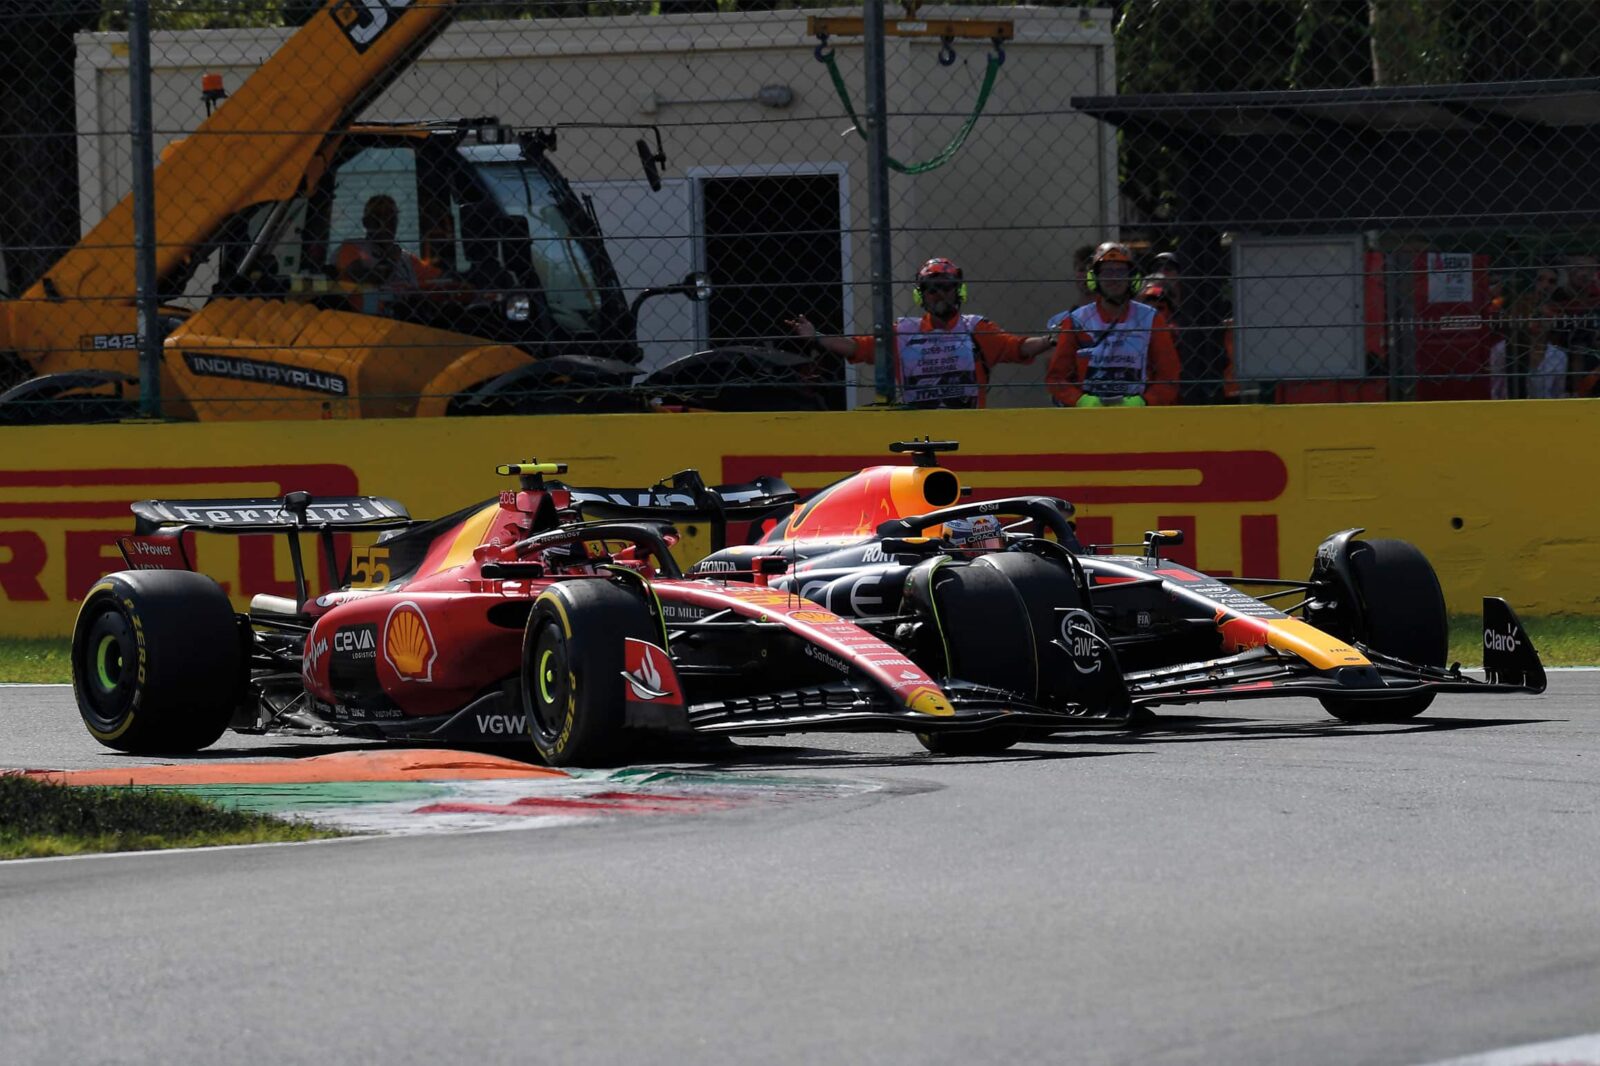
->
xmin=628 ymin=271 xmax=712 ymax=319
xmin=1143 ymin=528 xmax=1185 ymax=558
xmin=636 ymin=137 xmax=665 ymax=192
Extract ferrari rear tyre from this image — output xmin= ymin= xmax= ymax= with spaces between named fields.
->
xmin=70 ymin=571 xmax=243 ymax=753
xmin=521 ymin=579 xmax=656 ymax=766
xmin=1319 ymin=538 xmax=1447 ymax=723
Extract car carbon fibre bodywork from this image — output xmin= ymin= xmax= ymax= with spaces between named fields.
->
xmin=655 ymin=440 xmax=1548 ymax=723
xmin=70 ymin=459 xmax=1133 ymax=764
xmin=69 ymin=445 xmax=1544 ymax=764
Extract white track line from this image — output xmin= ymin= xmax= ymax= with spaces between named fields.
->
xmin=1414 ymin=1031 xmax=1600 ymax=1066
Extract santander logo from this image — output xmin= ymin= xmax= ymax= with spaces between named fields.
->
xmin=626 ymin=646 xmax=665 ymax=700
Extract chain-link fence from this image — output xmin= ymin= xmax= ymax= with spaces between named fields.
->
xmin=0 ymin=1 xmax=1595 ymax=424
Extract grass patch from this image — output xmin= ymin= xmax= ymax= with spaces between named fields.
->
xmin=0 ymin=638 xmax=73 ymax=684
xmin=1449 ymin=614 xmax=1599 ymax=668
xmin=0 ymin=773 xmax=343 ymax=860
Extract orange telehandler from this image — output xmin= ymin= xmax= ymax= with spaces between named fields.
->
xmin=0 ymin=0 xmax=812 ymax=423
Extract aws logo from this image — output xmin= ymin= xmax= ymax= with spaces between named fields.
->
xmin=330 ymin=0 xmax=413 ymax=52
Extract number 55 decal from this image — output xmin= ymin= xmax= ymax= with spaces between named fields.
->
xmin=349 ymin=546 xmax=392 ymax=588
xmin=329 ymin=0 xmax=413 ymax=53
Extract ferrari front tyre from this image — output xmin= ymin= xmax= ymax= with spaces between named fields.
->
xmin=521 ymin=579 xmax=656 ymax=766
xmin=1320 ymin=538 xmax=1448 ymax=723
xmin=70 ymin=571 xmax=243 ymax=753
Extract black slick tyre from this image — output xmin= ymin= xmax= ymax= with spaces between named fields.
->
xmin=70 ymin=570 xmax=243 ymax=753
xmin=521 ymin=579 xmax=656 ymax=766
xmin=913 ymin=561 xmax=1033 ymax=755
xmin=1319 ymin=538 xmax=1447 ymax=723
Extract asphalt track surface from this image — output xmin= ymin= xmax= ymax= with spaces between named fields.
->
xmin=3 ymin=677 xmax=1598 ymax=1066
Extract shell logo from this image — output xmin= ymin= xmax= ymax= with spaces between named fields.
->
xmin=383 ymin=601 xmax=437 ymax=682
xmin=787 ymin=609 xmax=838 ymax=624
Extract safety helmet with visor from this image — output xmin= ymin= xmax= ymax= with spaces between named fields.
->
xmin=1086 ymin=241 xmax=1141 ymax=300
xmin=914 ymin=257 xmax=968 ymax=312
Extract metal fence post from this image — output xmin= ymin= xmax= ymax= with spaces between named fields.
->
xmin=862 ymin=0 xmax=896 ymax=404
xmin=128 ymin=0 xmax=161 ymax=419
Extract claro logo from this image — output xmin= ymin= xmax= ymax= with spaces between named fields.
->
xmin=723 ymin=450 xmax=1290 ymax=578
xmin=1484 ymin=624 xmax=1520 ymax=653
xmin=0 ymin=464 xmax=359 ymax=608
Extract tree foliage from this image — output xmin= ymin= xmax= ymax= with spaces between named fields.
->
xmin=1110 ymin=0 xmax=1600 ymax=224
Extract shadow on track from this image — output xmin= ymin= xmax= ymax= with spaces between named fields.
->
xmin=1037 ymin=714 xmax=1552 ymax=749
xmin=671 ymin=745 xmax=1133 ymax=773
xmin=96 ymin=716 xmax=1547 ymax=772
xmin=107 ymin=740 xmax=387 ymax=762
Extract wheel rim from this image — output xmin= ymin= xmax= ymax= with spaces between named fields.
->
xmin=94 ymin=634 xmax=123 ymax=692
xmin=537 ymin=648 xmax=556 ymax=706
xmin=77 ymin=607 xmax=134 ymax=726
xmin=527 ymin=623 xmax=572 ymax=744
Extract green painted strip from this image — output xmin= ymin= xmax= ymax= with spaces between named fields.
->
xmin=150 ymin=781 xmax=451 ymax=814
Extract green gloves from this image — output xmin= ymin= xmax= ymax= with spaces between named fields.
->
xmin=1074 ymin=394 xmax=1146 ymax=408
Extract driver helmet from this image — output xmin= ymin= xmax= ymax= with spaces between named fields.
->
xmin=943 ymin=514 xmax=1005 ymax=551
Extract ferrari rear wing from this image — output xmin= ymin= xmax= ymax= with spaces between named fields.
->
xmin=554 ymin=469 xmax=797 ymax=550
xmin=125 ymin=491 xmax=413 ymax=613
xmin=131 ymin=494 xmax=410 ymax=534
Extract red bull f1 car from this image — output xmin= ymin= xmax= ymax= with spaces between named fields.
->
xmin=71 ymin=443 xmax=1545 ymax=765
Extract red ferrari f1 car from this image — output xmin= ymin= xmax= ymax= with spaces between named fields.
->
xmin=72 ymin=444 xmax=1544 ymax=765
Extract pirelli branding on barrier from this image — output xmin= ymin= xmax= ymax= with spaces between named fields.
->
xmin=0 ymin=464 xmax=358 ymax=617
xmin=0 ymin=402 xmax=1595 ymax=635
xmin=721 ymin=450 xmax=1289 ymax=577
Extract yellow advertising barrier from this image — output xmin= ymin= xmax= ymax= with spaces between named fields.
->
xmin=3 ymin=400 xmax=1597 ymax=636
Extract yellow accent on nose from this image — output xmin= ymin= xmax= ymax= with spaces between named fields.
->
xmin=1266 ymin=619 xmax=1371 ymax=670
xmin=906 ymin=686 xmax=956 ymax=717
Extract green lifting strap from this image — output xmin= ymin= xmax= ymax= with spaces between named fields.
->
xmin=819 ymin=48 xmax=1003 ymax=175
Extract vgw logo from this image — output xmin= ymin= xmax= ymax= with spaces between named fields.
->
xmin=330 ymin=0 xmax=414 ymax=52
xmin=475 ymin=714 xmax=527 ymax=736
